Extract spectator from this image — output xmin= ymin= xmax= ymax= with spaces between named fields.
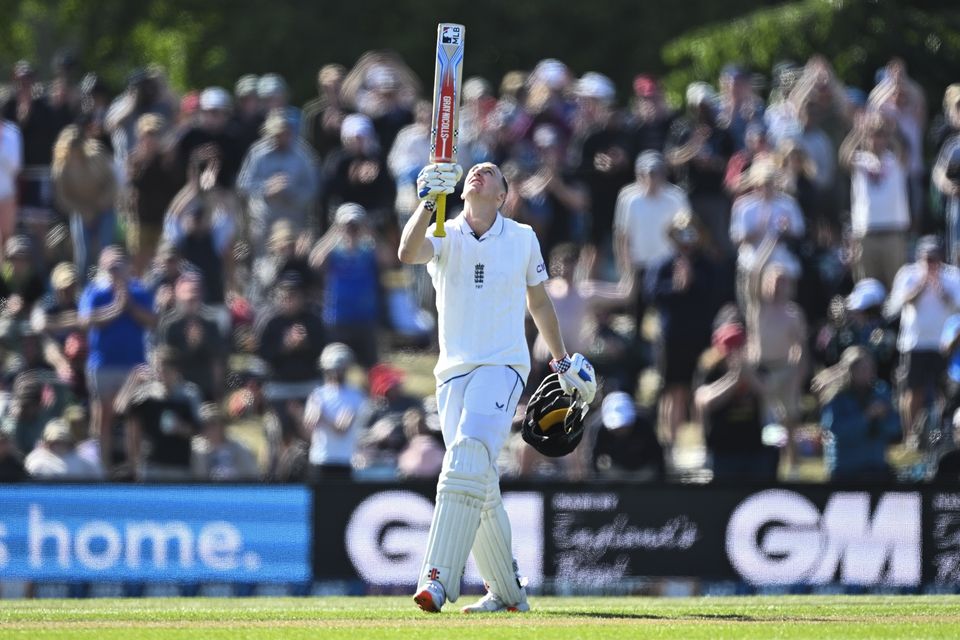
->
xmin=396 ymin=404 xmax=444 ymax=479
xmin=258 ymin=74 xmax=300 ymax=133
xmin=933 ymin=110 xmax=960 ymax=265
xmin=237 ymin=108 xmax=319 ymax=256
xmin=0 ymin=429 xmax=26 ymax=481
xmin=361 ymin=65 xmax=414 ymax=159
xmin=157 ymin=274 xmax=226 ymax=401
xmin=0 ymin=235 xmax=47 ymax=319
xmin=230 ymin=74 xmax=263 ymax=156
xmin=886 ymin=236 xmax=960 ymax=447
xmin=255 ymin=271 xmax=325 ymax=402
xmin=591 ymin=391 xmax=664 ymax=480
xmin=104 ymin=67 xmax=175 ymax=162
xmin=52 ymin=125 xmax=118 ymax=283
xmin=0 ymin=371 xmax=65 ymax=456
xmin=724 ymin=122 xmax=773 ymax=195
xmin=388 ymin=100 xmax=433 ymax=227
xmin=302 ymin=64 xmax=350 ymax=162
xmin=322 ymin=113 xmax=395 ymax=232
xmin=695 ymin=322 xmax=777 ymax=482
xmin=78 ymin=246 xmax=156 ymax=472
xmin=0 ymin=108 xmax=22 ymax=244
xmin=3 ymin=61 xmax=62 ymax=216
xmin=24 ymin=418 xmax=102 ymax=479
xmin=303 ymin=342 xmax=370 ymax=481
xmin=191 ymin=402 xmax=259 ymax=480
xmin=666 ymin=82 xmax=734 ymax=255
xmin=818 ymin=278 xmax=897 ymax=382
xmin=116 ymin=347 xmax=202 ymax=481
xmin=840 ymin=111 xmax=910 ymax=288
xmin=815 ymin=347 xmax=901 ymax=481
xmin=174 ymin=86 xmax=243 ymax=187
xmin=614 ymin=150 xmax=690 ymax=326
xmin=628 ymin=74 xmax=675 ymax=154
xmin=310 ymin=203 xmax=383 ymax=368
xmin=125 ymin=114 xmax=180 ymax=275
xmin=248 ymin=219 xmax=315 ymax=310
xmin=717 ymin=64 xmax=765 ymax=152
xmin=143 ymin=241 xmax=186 ymax=316
xmin=33 ymin=262 xmax=85 ymax=387
xmin=647 ymin=213 xmax=718 ymax=448
xmin=934 ymin=408 xmax=960 ymax=482
xmin=356 ymin=363 xmax=421 ymax=472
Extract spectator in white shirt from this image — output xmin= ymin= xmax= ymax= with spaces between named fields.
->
xmin=24 ymin=418 xmax=102 ymax=479
xmin=614 ymin=150 xmax=689 ymax=328
xmin=886 ymin=236 xmax=960 ymax=446
xmin=840 ymin=111 xmax=910 ymax=289
xmin=302 ymin=342 xmax=370 ymax=481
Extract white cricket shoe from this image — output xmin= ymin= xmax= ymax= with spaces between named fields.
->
xmin=413 ymin=580 xmax=446 ymax=613
xmin=460 ymin=588 xmax=530 ymax=613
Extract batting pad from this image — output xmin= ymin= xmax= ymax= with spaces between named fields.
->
xmin=471 ymin=469 xmax=524 ymax=605
xmin=418 ymin=437 xmax=489 ymax=603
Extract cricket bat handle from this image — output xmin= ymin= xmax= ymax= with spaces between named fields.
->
xmin=433 ymin=194 xmax=447 ymax=237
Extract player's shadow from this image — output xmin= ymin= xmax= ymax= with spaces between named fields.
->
xmin=545 ymin=611 xmax=759 ymax=622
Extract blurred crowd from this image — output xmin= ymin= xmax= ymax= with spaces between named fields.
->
xmin=0 ymin=47 xmax=960 ymax=485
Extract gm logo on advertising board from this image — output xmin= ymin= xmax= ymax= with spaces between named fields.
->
xmin=0 ymin=485 xmax=311 ymax=582
xmin=725 ymin=489 xmax=921 ymax=586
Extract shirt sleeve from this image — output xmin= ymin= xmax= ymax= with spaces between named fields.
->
xmin=526 ymin=230 xmax=548 ymax=286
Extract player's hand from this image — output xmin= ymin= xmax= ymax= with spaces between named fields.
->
xmin=550 ymin=353 xmax=597 ymax=404
xmin=417 ymin=163 xmax=462 ymax=200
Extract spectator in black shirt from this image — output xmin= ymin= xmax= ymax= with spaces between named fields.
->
xmin=174 ymin=87 xmax=243 ymax=188
xmin=694 ymin=322 xmax=777 ymax=482
xmin=0 ymin=430 xmax=26 ymax=481
xmin=117 ymin=347 xmax=202 ymax=481
xmin=592 ymin=391 xmax=664 ymax=480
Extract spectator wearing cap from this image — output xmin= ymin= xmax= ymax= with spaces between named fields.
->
xmin=24 ymin=418 xmax=102 ymax=479
xmin=0 ymin=235 xmax=46 ymax=319
xmin=302 ymin=64 xmax=351 ymax=162
xmin=116 ymin=345 xmax=202 ymax=481
xmin=322 ymin=112 xmax=395 ymax=232
xmin=258 ymin=73 xmax=300 ymax=133
xmin=34 ymin=262 xmax=87 ymax=388
xmin=666 ymin=82 xmax=735 ymax=256
xmin=646 ymin=212 xmax=718 ymax=450
xmin=516 ymin=124 xmax=589 ymax=256
xmin=933 ymin=92 xmax=960 ymax=265
xmin=628 ymin=74 xmax=676 ymax=154
xmin=0 ymin=371 xmax=68 ymax=456
xmin=52 ymin=124 xmax=118 ymax=283
xmin=615 ymin=150 xmax=690 ymax=320
xmin=361 ymin=64 xmax=414 ymax=159
xmin=886 ymin=236 xmax=960 ymax=446
xmin=815 ymin=347 xmax=900 ymax=481
xmin=356 ymin=364 xmax=420 ymax=473
xmin=104 ymin=67 xmax=175 ymax=163
xmin=157 ymin=274 xmax=226 ymax=401
xmin=303 ymin=342 xmax=370 ymax=481
xmin=2 ymin=61 xmax=61 ymax=216
xmin=717 ymin=64 xmax=765 ymax=152
xmin=237 ymin=107 xmax=319 ymax=256
xmin=174 ymin=86 xmax=243 ymax=187
xmin=78 ymin=246 xmax=156 ymax=472
xmin=231 ymin=74 xmax=263 ymax=155
xmin=694 ymin=321 xmax=777 ymax=482
xmin=310 ymin=203 xmax=383 ymax=368
xmin=819 ymin=278 xmax=897 ymax=382
xmin=591 ymin=391 xmax=664 ymax=480
xmin=126 ymin=113 xmax=180 ymax=275
xmin=724 ymin=122 xmax=773 ymax=195
xmin=248 ymin=219 xmax=315 ymax=310
xmin=388 ymin=100 xmax=433 ymax=224
xmin=48 ymin=49 xmax=82 ymax=127
xmin=191 ymin=402 xmax=259 ymax=480
xmin=0 ymin=104 xmax=22 ymax=245
xmin=255 ymin=270 xmax=326 ymax=402
xmin=0 ymin=430 xmax=26 ymax=481
xmin=840 ymin=111 xmax=910 ymax=288
xmin=570 ymin=72 xmax=634 ymax=269
xmin=524 ymin=59 xmax=575 ymax=146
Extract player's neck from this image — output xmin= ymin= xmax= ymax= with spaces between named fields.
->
xmin=462 ymin=200 xmax=499 ymax=237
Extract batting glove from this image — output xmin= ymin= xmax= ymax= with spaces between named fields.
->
xmin=550 ymin=353 xmax=597 ymax=404
xmin=417 ymin=162 xmax=462 ymax=200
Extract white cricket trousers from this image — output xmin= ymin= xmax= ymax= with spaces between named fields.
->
xmin=436 ymin=365 xmax=525 ymax=458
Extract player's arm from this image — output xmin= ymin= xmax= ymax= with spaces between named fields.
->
xmin=526 ymin=282 xmax=566 ymax=361
xmin=397 ymin=163 xmax=461 ymax=264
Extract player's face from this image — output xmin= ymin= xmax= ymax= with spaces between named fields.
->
xmin=463 ymin=163 xmax=506 ymax=206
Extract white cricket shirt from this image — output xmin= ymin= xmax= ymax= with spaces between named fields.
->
xmin=427 ymin=212 xmax=548 ymax=383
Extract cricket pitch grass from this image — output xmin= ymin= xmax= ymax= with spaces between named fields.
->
xmin=2 ymin=595 xmax=960 ymax=639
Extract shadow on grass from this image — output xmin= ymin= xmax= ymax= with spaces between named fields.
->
xmin=544 ymin=611 xmax=836 ymax=623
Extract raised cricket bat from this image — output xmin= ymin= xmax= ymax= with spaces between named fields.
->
xmin=429 ymin=23 xmax=465 ymax=238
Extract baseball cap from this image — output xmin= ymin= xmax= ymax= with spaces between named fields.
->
xmin=532 ymin=124 xmax=560 ymax=149
xmin=257 ymin=73 xmax=287 ymax=98
xmin=4 ymin=235 xmax=31 ymax=258
xmin=13 ymin=60 xmax=34 ymax=79
xmin=575 ymin=72 xmax=616 ymax=102
xmin=601 ymin=392 xmax=636 ymax=430
xmin=635 ymin=150 xmax=665 ymax=174
xmin=199 ymin=402 xmax=224 ymax=423
xmin=845 ymin=278 xmax=887 ymax=312
xmin=234 ymin=74 xmax=259 ymax=98
xmin=42 ymin=419 xmax=73 ymax=444
xmin=532 ymin=59 xmax=568 ymax=90
xmin=916 ymin=235 xmax=944 ymax=259
xmin=319 ymin=342 xmax=354 ymax=372
xmin=335 ymin=202 xmax=367 ymax=226
xmin=686 ymin=81 xmax=717 ymax=107
xmin=712 ymin=323 xmax=746 ymax=356
xmin=340 ymin=113 xmax=375 ymax=140
xmin=51 ymin=262 xmax=78 ymax=290
xmin=200 ymin=87 xmax=231 ymax=111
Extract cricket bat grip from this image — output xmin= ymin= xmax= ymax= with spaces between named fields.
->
xmin=433 ymin=194 xmax=447 ymax=237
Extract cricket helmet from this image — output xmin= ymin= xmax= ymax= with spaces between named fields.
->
xmin=522 ymin=373 xmax=589 ymax=457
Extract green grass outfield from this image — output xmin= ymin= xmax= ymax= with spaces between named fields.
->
xmin=1 ymin=595 xmax=960 ymax=639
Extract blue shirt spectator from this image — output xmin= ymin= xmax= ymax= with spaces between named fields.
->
xmin=79 ymin=277 xmax=154 ymax=370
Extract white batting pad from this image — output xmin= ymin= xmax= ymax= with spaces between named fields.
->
xmin=417 ymin=437 xmax=489 ymax=603
xmin=471 ymin=470 xmax=524 ymax=605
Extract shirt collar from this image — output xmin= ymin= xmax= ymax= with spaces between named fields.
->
xmin=459 ymin=212 xmax=504 ymax=242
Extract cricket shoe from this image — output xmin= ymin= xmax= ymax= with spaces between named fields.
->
xmin=461 ymin=588 xmax=530 ymax=613
xmin=413 ymin=580 xmax=446 ymax=613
